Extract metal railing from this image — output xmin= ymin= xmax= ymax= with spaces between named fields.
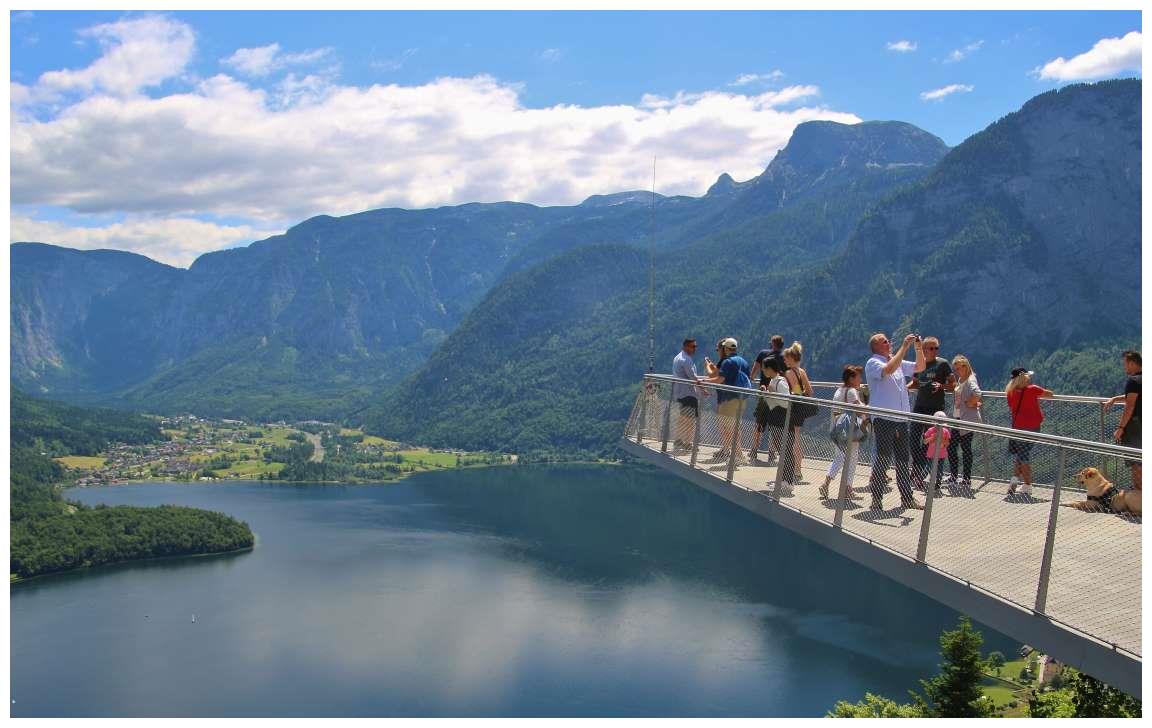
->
xmin=626 ymin=374 xmax=1141 ymax=660
xmin=808 ymin=380 xmax=1125 ymax=446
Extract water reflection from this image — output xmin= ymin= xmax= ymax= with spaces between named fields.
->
xmin=10 ymin=466 xmax=1012 ymax=717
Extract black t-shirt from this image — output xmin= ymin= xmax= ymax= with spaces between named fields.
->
xmin=755 ymin=348 xmax=785 ymax=385
xmin=913 ymin=358 xmax=953 ymax=414
xmin=1124 ymin=373 xmax=1141 ymax=420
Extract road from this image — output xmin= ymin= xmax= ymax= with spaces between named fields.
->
xmin=305 ymin=432 xmax=324 ymax=462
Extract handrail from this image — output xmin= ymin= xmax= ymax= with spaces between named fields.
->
xmin=643 ymin=373 xmax=1141 ymax=459
xmin=807 ymin=380 xmax=1115 ymax=405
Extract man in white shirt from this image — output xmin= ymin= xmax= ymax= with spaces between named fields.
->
xmin=864 ymin=332 xmax=926 ymax=511
xmin=671 ymin=338 xmax=706 ymax=451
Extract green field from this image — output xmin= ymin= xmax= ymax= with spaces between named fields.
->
xmin=394 ymin=449 xmax=461 ymax=467
xmin=212 ymin=459 xmax=285 ymax=478
xmin=55 ymin=456 xmax=106 ymax=469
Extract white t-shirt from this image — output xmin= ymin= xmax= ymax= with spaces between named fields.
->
xmin=831 ymin=386 xmax=863 ymax=429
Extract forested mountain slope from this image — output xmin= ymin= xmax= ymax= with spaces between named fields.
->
xmin=363 ymin=80 xmax=1141 ymax=459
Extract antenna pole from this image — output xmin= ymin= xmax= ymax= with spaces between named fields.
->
xmin=648 ymin=157 xmax=656 ymax=374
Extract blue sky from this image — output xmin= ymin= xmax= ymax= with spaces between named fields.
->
xmin=9 ymin=9 xmax=1143 ymax=266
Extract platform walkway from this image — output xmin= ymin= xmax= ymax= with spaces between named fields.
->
xmin=623 ymin=375 xmax=1141 ymax=697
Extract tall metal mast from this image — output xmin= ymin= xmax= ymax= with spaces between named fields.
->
xmin=647 ymin=157 xmax=656 ymax=374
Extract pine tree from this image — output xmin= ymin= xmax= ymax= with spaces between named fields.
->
xmin=914 ymin=616 xmax=993 ymax=717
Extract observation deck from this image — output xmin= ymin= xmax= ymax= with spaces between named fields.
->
xmin=622 ymin=374 xmax=1141 ymax=697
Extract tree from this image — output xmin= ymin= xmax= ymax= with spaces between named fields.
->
xmin=1026 ymin=668 xmax=1140 ymax=718
xmin=913 ymin=616 xmax=994 ymax=717
xmin=1067 ymin=669 xmax=1141 ymax=718
xmin=986 ymin=650 xmax=1005 ymax=675
xmin=1029 ymin=688 xmax=1075 ymax=718
xmin=828 ymin=693 xmax=923 ymax=718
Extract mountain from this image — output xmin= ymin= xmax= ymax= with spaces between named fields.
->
xmin=11 ymin=196 xmax=723 ymax=418
xmin=363 ymin=80 xmax=1141 ymax=458
xmin=762 ymin=79 xmax=1141 ymax=376
xmin=11 ymin=118 xmax=946 ymax=421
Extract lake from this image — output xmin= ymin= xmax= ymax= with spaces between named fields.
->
xmin=10 ymin=464 xmax=1011 ymax=717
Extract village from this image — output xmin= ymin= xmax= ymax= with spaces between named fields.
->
xmin=64 ymin=415 xmax=512 ymax=486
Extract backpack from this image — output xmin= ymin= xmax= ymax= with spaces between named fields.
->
xmin=830 ymin=412 xmax=867 ymax=448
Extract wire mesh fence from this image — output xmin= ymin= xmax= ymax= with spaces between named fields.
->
xmin=625 ymin=374 xmax=1142 ymax=658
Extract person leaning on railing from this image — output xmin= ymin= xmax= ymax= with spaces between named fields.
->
xmin=1005 ymin=368 xmax=1054 ymax=496
xmin=1105 ymin=349 xmax=1141 ymax=490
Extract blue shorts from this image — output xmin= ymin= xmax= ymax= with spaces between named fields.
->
xmin=1008 ymin=428 xmax=1039 ymax=463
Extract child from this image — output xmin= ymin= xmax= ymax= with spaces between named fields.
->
xmin=921 ymin=411 xmax=952 ymax=496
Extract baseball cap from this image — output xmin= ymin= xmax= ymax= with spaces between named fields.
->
xmin=1010 ymin=367 xmax=1034 ymax=378
xmin=720 ymin=337 xmax=738 ymax=351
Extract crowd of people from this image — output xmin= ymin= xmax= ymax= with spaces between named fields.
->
xmin=670 ymin=334 xmax=1142 ymax=512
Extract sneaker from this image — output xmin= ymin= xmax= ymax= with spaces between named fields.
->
xmin=1020 ymin=483 xmax=1033 ymax=496
xmin=819 ymin=482 xmax=830 ymax=499
xmin=707 ymin=450 xmax=729 ymax=462
xmin=944 ymin=475 xmax=958 ymax=485
xmin=902 ymin=498 xmax=925 ymax=510
xmin=732 ymin=455 xmax=749 ymax=467
xmin=1008 ymin=476 xmax=1020 ymax=495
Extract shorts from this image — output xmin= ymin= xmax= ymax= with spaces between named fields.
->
xmin=1008 ymin=428 xmax=1039 ymax=463
xmin=1121 ymin=417 xmax=1141 ymax=457
xmin=677 ymin=396 xmax=699 ymax=417
xmin=717 ymin=398 xmax=742 ymax=418
xmin=754 ymin=398 xmax=770 ymax=428
xmin=1120 ymin=417 xmax=1141 ymax=446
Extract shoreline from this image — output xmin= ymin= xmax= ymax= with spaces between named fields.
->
xmin=10 ymin=543 xmax=256 ymax=586
xmin=69 ymin=459 xmax=624 ymax=487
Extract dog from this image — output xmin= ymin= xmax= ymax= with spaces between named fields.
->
xmin=1065 ymin=467 xmax=1141 ymax=515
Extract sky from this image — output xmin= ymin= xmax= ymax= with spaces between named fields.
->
xmin=8 ymin=8 xmax=1144 ymax=267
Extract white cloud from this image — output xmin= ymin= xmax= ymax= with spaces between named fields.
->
xmin=920 ymin=83 xmax=974 ymax=101
xmin=221 ymin=42 xmax=332 ymax=78
xmin=12 ymin=16 xmax=862 ymax=263
xmin=10 ymin=214 xmax=284 ymax=268
xmin=1034 ymin=31 xmax=1141 ymax=81
xmin=886 ymin=40 xmax=917 ymax=53
xmin=35 ymin=15 xmax=194 ymax=98
xmin=944 ymin=40 xmax=984 ymax=63
xmin=729 ymin=70 xmax=785 ymax=87
xmin=539 ymin=48 xmax=563 ymax=62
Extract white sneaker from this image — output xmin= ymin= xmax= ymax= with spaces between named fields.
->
xmin=1020 ymin=483 xmax=1033 ymax=496
xmin=1008 ymin=476 xmax=1020 ymax=495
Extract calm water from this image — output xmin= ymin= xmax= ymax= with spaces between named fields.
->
xmin=11 ymin=465 xmax=1011 ymax=717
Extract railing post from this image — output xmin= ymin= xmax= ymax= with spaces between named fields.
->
xmin=916 ymin=423 xmax=945 ymax=562
xmin=660 ymin=381 xmax=675 ymax=453
xmin=689 ymin=389 xmax=703 ymax=468
xmin=1034 ymin=446 xmax=1066 ymax=614
xmin=833 ymin=415 xmax=858 ymax=528
xmin=725 ymin=396 xmax=746 ymax=483
xmin=636 ymin=379 xmax=651 ymax=443
xmin=981 ymin=432 xmax=992 ymax=486
xmin=771 ymin=401 xmax=794 ymax=500
xmin=1100 ymin=401 xmax=1107 ymax=443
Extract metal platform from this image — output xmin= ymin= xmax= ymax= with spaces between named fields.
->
xmin=623 ymin=375 xmax=1141 ymax=697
